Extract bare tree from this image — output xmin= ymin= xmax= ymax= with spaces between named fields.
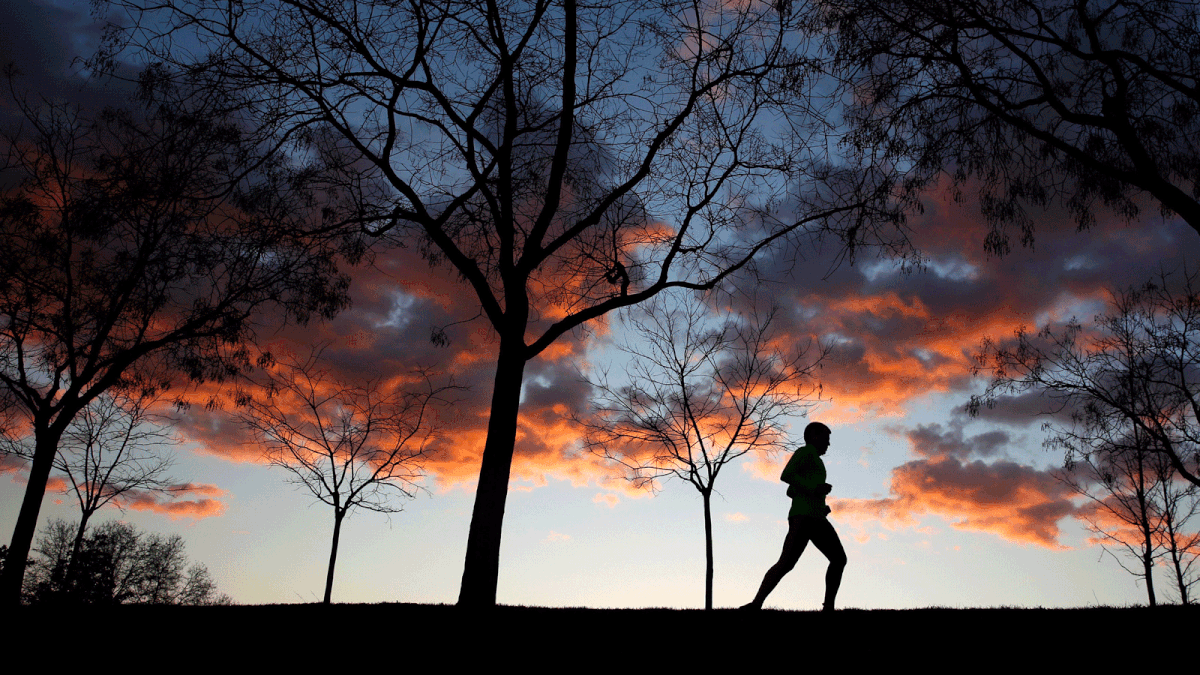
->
xmin=972 ymin=272 xmax=1200 ymax=603
xmin=1154 ymin=461 xmax=1200 ymax=604
xmin=0 ymin=72 xmax=355 ymax=605
xmin=817 ymin=0 xmax=1200 ymax=251
xmin=972 ymin=272 xmax=1200 ymax=487
xmin=579 ymin=293 xmax=823 ymax=609
xmin=111 ymin=0 xmax=906 ymax=607
xmin=2 ymin=380 xmax=182 ymax=586
xmin=1056 ymin=420 xmax=1200 ymax=605
xmin=1057 ymin=429 xmax=1166 ymax=606
xmin=238 ymin=348 xmax=460 ymax=605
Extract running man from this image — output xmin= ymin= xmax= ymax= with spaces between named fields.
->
xmin=741 ymin=422 xmax=847 ymax=611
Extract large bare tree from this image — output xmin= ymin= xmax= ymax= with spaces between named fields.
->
xmin=0 ymin=73 xmax=355 ymax=605
xmin=579 ymin=294 xmax=823 ymax=609
xmin=238 ymin=348 xmax=460 ymax=604
xmin=111 ymin=0 xmax=906 ymax=606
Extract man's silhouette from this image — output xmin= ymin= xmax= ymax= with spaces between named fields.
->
xmin=741 ymin=422 xmax=847 ymax=611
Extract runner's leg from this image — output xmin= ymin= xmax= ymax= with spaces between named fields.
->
xmin=809 ymin=518 xmax=847 ymax=611
xmin=744 ymin=516 xmax=810 ymax=608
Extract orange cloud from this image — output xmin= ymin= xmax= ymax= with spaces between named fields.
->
xmin=116 ymin=483 xmax=228 ymax=520
xmin=423 ymin=401 xmax=647 ymax=500
xmin=741 ymin=450 xmax=788 ymax=484
xmin=139 ymin=498 xmax=226 ymax=520
xmin=825 ymin=291 xmax=932 ymax=322
xmin=724 ymin=172 xmax=1200 ymax=425
xmin=92 ymin=170 xmax=1200 ymax=523
xmin=593 ymin=493 xmax=620 ymax=508
xmin=1072 ymin=498 xmax=1151 ymax=550
xmin=830 ymin=424 xmax=1077 ymax=548
xmin=831 ymin=459 xmax=1077 ymax=548
xmin=168 ymin=482 xmax=225 ymax=497
xmin=804 ymin=298 xmax=1033 ymax=417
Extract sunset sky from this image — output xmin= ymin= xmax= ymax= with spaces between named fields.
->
xmin=3 ymin=0 xmax=1198 ymax=609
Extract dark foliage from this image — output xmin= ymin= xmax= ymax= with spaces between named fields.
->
xmin=0 ymin=68 xmax=357 ymax=604
xmin=25 ymin=519 xmax=230 ymax=605
xmin=820 ymin=0 xmax=1200 ymax=250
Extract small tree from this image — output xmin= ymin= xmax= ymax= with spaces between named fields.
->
xmin=579 ymin=294 xmax=823 ymax=609
xmin=1154 ymin=462 xmax=1200 ymax=605
xmin=1058 ymin=430 xmax=1167 ymax=606
xmin=25 ymin=518 xmax=230 ymax=605
xmin=2 ymin=379 xmax=183 ymax=585
xmin=1056 ymin=418 xmax=1200 ymax=605
xmin=238 ymin=348 xmax=460 ymax=605
xmin=0 ymin=70 xmax=354 ymax=605
xmin=973 ymin=272 xmax=1200 ymax=603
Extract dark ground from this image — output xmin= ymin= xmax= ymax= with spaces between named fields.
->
xmin=8 ymin=603 xmax=1195 ymax=666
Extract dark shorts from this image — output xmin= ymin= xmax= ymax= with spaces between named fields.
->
xmin=776 ymin=515 xmax=847 ymax=569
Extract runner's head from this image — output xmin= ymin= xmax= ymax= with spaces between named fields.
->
xmin=804 ymin=422 xmax=831 ymax=450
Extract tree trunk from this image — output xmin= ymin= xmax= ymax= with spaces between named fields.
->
xmin=458 ymin=338 xmax=528 ymax=608
xmin=1137 ymin=499 xmax=1157 ymax=606
xmin=1134 ymin=452 xmax=1157 ymax=607
xmin=66 ymin=509 xmax=96 ymax=593
xmin=1158 ymin=481 xmax=1191 ymax=605
xmin=1166 ymin=543 xmax=1189 ymax=605
xmin=1 ymin=425 xmax=64 ymax=606
xmin=703 ymin=489 xmax=714 ymax=611
xmin=324 ymin=509 xmax=345 ymax=605
xmin=1142 ymin=542 xmax=1157 ymax=607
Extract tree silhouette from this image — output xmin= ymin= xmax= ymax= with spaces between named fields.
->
xmin=237 ymin=347 xmax=460 ymax=605
xmin=579 ymin=294 xmax=823 ymax=609
xmin=1155 ymin=459 xmax=1200 ymax=604
xmin=1056 ymin=427 xmax=1199 ymax=606
xmin=972 ymin=272 xmax=1200 ymax=488
xmin=2 ymin=358 xmax=193 ymax=584
xmin=111 ymin=0 xmax=906 ymax=607
xmin=819 ymin=0 xmax=1200 ymax=250
xmin=0 ymin=72 xmax=355 ymax=605
xmin=973 ymin=272 xmax=1200 ymax=603
xmin=25 ymin=518 xmax=230 ymax=605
